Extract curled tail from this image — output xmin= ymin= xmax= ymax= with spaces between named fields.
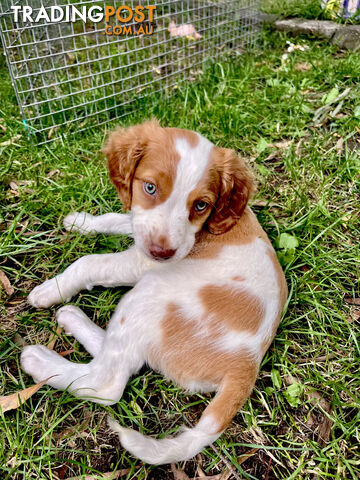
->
xmin=108 ymin=375 xmax=255 ymax=465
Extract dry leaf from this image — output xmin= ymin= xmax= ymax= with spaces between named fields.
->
xmin=9 ymin=180 xmax=18 ymax=191
xmin=0 ymin=270 xmax=14 ymax=296
xmin=196 ymin=455 xmax=206 ymax=477
xmin=0 ymin=124 xmax=7 ymax=132
xmin=238 ymin=448 xmax=259 ymax=465
xmin=305 ymin=389 xmax=333 ymax=446
xmin=347 ymin=307 xmax=360 ymax=323
xmin=335 ymin=137 xmax=344 ymax=153
xmin=0 ymin=134 xmax=22 ymax=146
xmin=0 ymin=378 xmax=51 ymax=413
xmin=58 ymin=348 xmax=76 ymax=357
xmin=171 ymin=464 xmax=191 ymax=480
xmin=47 ymin=326 xmax=62 ymax=350
xmin=294 ymin=62 xmax=311 ymax=71
xmin=344 ymin=297 xmax=360 ymax=306
xmin=47 ymin=169 xmax=60 ymax=178
xmin=13 ymin=334 xmax=28 ymax=348
xmin=252 ymin=199 xmax=276 ymax=208
xmin=270 ymin=140 xmax=293 ymax=149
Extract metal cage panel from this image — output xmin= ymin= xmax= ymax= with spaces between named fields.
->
xmin=0 ymin=1 xmax=261 ymax=143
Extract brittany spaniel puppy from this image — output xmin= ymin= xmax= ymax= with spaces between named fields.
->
xmin=21 ymin=120 xmax=287 ymax=465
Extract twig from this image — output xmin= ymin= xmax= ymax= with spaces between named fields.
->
xmin=264 ymin=457 xmax=272 ymax=480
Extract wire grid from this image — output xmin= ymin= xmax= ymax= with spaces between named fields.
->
xmin=0 ymin=0 xmax=261 ymax=144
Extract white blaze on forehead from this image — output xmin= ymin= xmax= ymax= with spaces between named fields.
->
xmin=167 ymin=134 xmax=213 ymax=211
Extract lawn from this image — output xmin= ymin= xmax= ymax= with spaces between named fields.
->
xmin=0 ymin=22 xmax=359 ymax=480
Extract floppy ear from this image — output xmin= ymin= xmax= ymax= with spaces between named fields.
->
xmin=207 ymin=147 xmax=255 ymax=235
xmin=102 ymin=120 xmax=160 ymax=211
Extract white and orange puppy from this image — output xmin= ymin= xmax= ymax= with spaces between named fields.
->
xmin=21 ymin=120 xmax=287 ymax=465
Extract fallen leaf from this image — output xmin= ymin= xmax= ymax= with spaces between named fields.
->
xmin=346 ymin=307 xmax=360 ymax=323
xmin=0 ymin=135 xmax=22 ymax=146
xmin=47 ymin=326 xmax=62 ymax=350
xmin=294 ymin=62 xmax=311 ymax=71
xmin=47 ymin=169 xmax=60 ymax=178
xmin=335 ymin=137 xmax=344 ymax=153
xmin=273 ymin=140 xmax=293 ymax=149
xmin=171 ymin=464 xmax=190 ymax=480
xmin=252 ymin=199 xmax=274 ymax=207
xmin=344 ymin=297 xmax=360 ymax=306
xmin=12 ymin=334 xmax=28 ymax=348
xmin=9 ymin=180 xmax=18 ymax=191
xmin=0 ymin=270 xmax=14 ymax=296
xmin=0 ymin=378 xmax=51 ymax=413
xmin=305 ymin=389 xmax=333 ymax=446
xmin=0 ymin=124 xmax=6 ymax=132
xmin=58 ymin=349 xmax=76 ymax=357
xmin=238 ymin=448 xmax=259 ymax=465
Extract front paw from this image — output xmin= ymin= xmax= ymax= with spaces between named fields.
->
xmin=56 ymin=305 xmax=88 ymax=335
xmin=21 ymin=345 xmax=66 ymax=387
xmin=64 ymin=212 xmax=95 ymax=235
xmin=28 ymin=277 xmax=71 ymax=309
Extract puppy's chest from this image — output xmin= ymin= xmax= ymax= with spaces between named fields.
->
xmin=135 ymin=238 xmax=279 ymax=344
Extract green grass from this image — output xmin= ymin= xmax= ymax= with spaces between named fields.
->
xmin=1 ymin=25 xmax=360 ymax=480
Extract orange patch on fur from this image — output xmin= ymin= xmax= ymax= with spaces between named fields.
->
xmin=187 ymin=208 xmax=270 ymax=260
xmin=202 ymin=372 xmax=257 ymax=432
xmin=148 ymin=303 xmax=257 ymax=389
xmin=199 ymin=285 xmax=265 ymax=335
xmin=147 ymin=303 xmax=258 ymax=433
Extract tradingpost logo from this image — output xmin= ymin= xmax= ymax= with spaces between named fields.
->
xmin=10 ymin=4 xmax=157 ymax=36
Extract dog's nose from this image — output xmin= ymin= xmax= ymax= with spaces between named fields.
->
xmin=149 ymin=244 xmax=176 ymax=260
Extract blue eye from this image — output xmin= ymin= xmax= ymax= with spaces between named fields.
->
xmin=144 ymin=182 xmax=156 ymax=195
xmin=194 ymin=201 xmax=208 ymax=212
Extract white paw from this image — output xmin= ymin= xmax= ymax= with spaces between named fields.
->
xmin=28 ymin=277 xmax=70 ymax=309
xmin=63 ymin=212 xmax=96 ymax=235
xmin=21 ymin=345 xmax=67 ymax=387
xmin=56 ymin=305 xmax=88 ymax=335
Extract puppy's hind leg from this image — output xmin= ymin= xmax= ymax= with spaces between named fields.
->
xmin=56 ymin=306 xmax=105 ymax=357
xmin=22 ymin=299 xmax=147 ymax=405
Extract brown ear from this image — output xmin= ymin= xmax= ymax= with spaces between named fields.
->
xmin=102 ymin=119 xmax=160 ymax=211
xmin=207 ymin=148 xmax=255 ymax=235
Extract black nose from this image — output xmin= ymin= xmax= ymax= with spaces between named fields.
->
xmin=149 ymin=244 xmax=176 ymax=260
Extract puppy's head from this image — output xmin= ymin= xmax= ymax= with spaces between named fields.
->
xmin=103 ymin=120 xmax=254 ymax=262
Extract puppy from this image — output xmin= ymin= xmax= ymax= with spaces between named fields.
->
xmin=21 ymin=120 xmax=287 ymax=464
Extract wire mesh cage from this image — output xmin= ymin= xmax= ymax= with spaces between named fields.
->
xmin=0 ymin=1 xmax=261 ymax=144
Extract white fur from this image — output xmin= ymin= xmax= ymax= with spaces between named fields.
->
xmin=22 ymin=136 xmax=283 ymax=464
xmin=108 ymin=414 xmax=220 ymax=465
